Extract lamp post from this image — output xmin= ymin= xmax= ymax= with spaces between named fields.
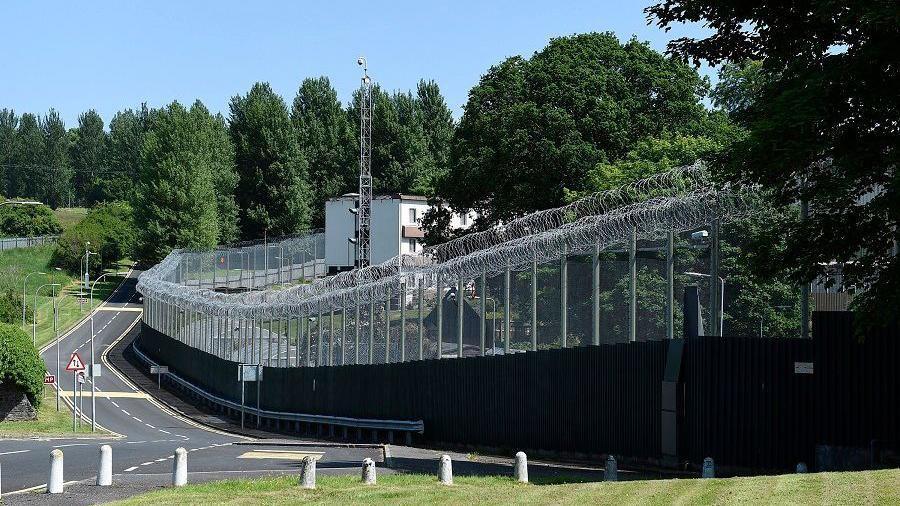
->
xmin=22 ymin=271 xmax=46 ymax=326
xmin=88 ymin=271 xmax=128 ymax=432
xmin=684 ymin=271 xmax=725 ymax=336
xmin=34 ymin=282 xmax=61 ymax=409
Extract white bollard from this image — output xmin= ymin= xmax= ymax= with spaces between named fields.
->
xmin=97 ymin=445 xmax=113 ymax=486
xmin=299 ymin=456 xmax=317 ymax=489
xmin=702 ymin=457 xmax=715 ymax=478
xmin=172 ymin=447 xmax=188 ymax=486
xmin=514 ymin=452 xmax=528 ymax=483
xmin=604 ymin=455 xmax=618 ymax=482
xmin=47 ymin=449 xmax=64 ymax=494
xmin=796 ymin=462 xmax=808 ymax=473
xmin=361 ymin=458 xmax=376 ymax=485
xmin=438 ymin=454 xmax=453 ymax=485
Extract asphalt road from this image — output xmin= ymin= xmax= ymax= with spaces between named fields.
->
xmin=1 ymin=270 xmax=381 ymax=502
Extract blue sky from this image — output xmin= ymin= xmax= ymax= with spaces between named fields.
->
xmin=2 ymin=1 xmax=712 ymax=127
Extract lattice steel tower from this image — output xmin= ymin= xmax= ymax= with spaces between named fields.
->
xmin=357 ymin=56 xmax=373 ymax=268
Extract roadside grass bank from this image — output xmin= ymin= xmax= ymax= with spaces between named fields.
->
xmin=112 ymin=468 xmax=900 ymax=505
xmin=52 ymin=207 xmax=88 ymax=233
xmin=0 ymin=244 xmax=130 ymax=350
xmin=0 ymin=388 xmax=100 ymax=438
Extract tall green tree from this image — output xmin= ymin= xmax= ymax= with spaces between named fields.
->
xmin=647 ymin=1 xmax=900 ymax=321
xmin=39 ymin=110 xmax=73 ymax=208
xmin=291 ymin=77 xmax=356 ymax=227
xmin=69 ymin=109 xmax=108 ymax=205
xmin=439 ymin=32 xmax=712 ymax=227
xmin=230 ymin=82 xmax=311 ymax=239
xmin=136 ymin=101 xmax=237 ymax=262
xmin=11 ymin=113 xmax=43 ymax=199
xmin=0 ymin=109 xmax=18 ymax=196
xmin=99 ymin=105 xmax=149 ymax=204
xmin=347 ymin=84 xmax=443 ymax=196
xmin=416 ymin=79 xmax=454 ymax=185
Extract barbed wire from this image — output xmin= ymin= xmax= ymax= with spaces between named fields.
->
xmin=137 ymin=163 xmax=759 ymax=325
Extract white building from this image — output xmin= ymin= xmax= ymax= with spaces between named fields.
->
xmin=325 ymin=193 xmax=475 ymax=273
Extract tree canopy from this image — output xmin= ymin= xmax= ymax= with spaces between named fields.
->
xmin=647 ymin=0 xmax=900 ymax=320
xmin=438 ymin=32 xmax=714 ymax=227
xmin=135 ymin=101 xmax=238 ymax=262
xmin=230 ymin=82 xmax=311 ymax=239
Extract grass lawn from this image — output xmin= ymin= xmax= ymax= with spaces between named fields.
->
xmin=0 ymin=388 xmax=98 ymax=438
xmin=112 ymin=468 xmax=900 ymax=505
xmin=52 ymin=207 xmax=88 ymax=233
xmin=0 ymin=245 xmax=130 ymax=350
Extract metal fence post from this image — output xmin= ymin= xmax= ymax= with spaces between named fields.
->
xmin=667 ymin=229 xmax=675 ymax=339
xmin=354 ymin=301 xmax=360 ymax=365
xmin=436 ymin=276 xmax=443 ymax=359
xmin=560 ymin=245 xmax=568 ymax=348
xmin=457 ymin=277 xmax=464 ymax=358
xmin=629 ymin=227 xmax=637 ymax=342
xmin=592 ymin=242 xmax=600 ymax=346
xmin=341 ymin=297 xmax=347 ymax=366
xmin=368 ymin=300 xmax=375 ymax=364
xmin=318 ymin=307 xmax=324 ymax=367
xmin=329 ymin=309 xmax=335 ymax=366
xmin=532 ymin=260 xmax=538 ymax=351
xmin=384 ymin=289 xmax=391 ymax=363
xmin=504 ymin=265 xmax=511 ymax=354
xmin=400 ymin=283 xmax=406 ymax=362
xmin=480 ymin=272 xmax=486 ymax=356
xmin=418 ymin=278 xmax=424 ymax=360
xmin=710 ymin=220 xmax=721 ymax=336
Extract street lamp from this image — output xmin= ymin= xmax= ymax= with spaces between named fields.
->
xmin=88 ymin=270 xmax=128 ymax=432
xmin=34 ymin=282 xmax=61 ymax=409
xmin=684 ymin=271 xmax=725 ymax=336
xmin=22 ymin=271 xmax=46 ymax=326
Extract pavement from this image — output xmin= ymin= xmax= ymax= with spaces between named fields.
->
xmin=0 ymin=270 xmax=384 ymax=504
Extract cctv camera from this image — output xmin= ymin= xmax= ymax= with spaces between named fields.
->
xmin=357 ymin=57 xmax=365 ymax=66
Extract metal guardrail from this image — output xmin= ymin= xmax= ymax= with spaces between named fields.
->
xmin=0 ymin=234 xmax=58 ymax=251
xmin=131 ymin=341 xmax=424 ymax=433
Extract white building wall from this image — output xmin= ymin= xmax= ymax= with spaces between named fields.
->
xmin=325 ymin=195 xmax=357 ymax=270
xmin=371 ymin=198 xmax=400 ymax=265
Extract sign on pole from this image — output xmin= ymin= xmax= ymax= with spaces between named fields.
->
xmin=239 ymin=364 xmax=261 ymax=382
xmin=44 ymin=373 xmax=56 ymax=385
xmin=65 ymin=352 xmax=86 ymax=372
xmin=77 ymin=372 xmax=85 ymax=384
xmin=150 ymin=365 xmax=169 ymax=374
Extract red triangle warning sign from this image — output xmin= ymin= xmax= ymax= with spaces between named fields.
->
xmin=66 ymin=352 xmax=86 ymax=372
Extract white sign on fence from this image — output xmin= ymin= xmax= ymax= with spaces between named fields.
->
xmin=794 ymin=361 xmax=814 ymax=375
xmin=239 ymin=364 xmax=262 ymax=382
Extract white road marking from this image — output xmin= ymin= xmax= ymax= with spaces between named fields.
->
xmin=0 ymin=449 xmax=31 ymax=456
xmin=145 ymin=423 xmax=156 ymax=429
xmin=132 ymin=417 xmax=143 ymax=423
xmin=125 ymin=466 xmax=138 ymax=472
xmin=140 ymin=461 xmax=154 ymax=466
xmin=158 ymin=430 xmax=171 ymax=434
xmin=111 ymin=401 xmax=119 ymax=408
xmin=121 ymin=410 xmax=131 ymax=416
xmin=53 ymin=443 xmax=90 ymax=448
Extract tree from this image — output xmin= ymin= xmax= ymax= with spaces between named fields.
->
xmin=416 ymin=79 xmax=454 ymax=186
xmin=0 ymin=323 xmax=45 ymax=407
xmin=0 ymin=204 xmax=62 ymax=237
xmin=52 ymin=201 xmax=135 ymax=276
xmin=39 ymin=110 xmax=73 ymax=208
xmin=647 ymin=1 xmax=900 ymax=321
xmin=136 ymin=101 xmax=237 ymax=262
xmin=99 ymin=105 xmax=149 ymax=204
xmin=11 ymin=113 xmax=43 ymax=199
xmin=0 ymin=109 xmax=18 ymax=195
xmin=439 ymin=32 xmax=713 ymax=227
xmin=230 ymin=82 xmax=311 ymax=239
xmin=347 ymin=84 xmax=446 ymax=197
xmin=69 ymin=109 xmax=108 ymax=205
xmin=291 ymin=77 xmax=356 ymax=228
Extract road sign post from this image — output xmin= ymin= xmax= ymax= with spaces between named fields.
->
xmin=66 ymin=352 xmax=86 ymax=432
xmin=150 ymin=365 xmax=169 ymax=390
xmin=238 ymin=364 xmax=262 ymax=430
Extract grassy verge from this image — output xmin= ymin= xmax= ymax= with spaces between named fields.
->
xmin=0 ymin=388 xmax=98 ymax=438
xmin=52 ymin=207 xmax=88 ymax=233
xmin=112 ymin=468 xmax=900 ymax=505
xmin=0 ymin=245 xmax=130 ymax=350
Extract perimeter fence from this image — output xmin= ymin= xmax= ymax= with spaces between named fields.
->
xmin=137 ymin=163 xmax=759 ymax=368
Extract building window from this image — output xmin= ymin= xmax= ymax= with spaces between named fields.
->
xmin=409 ymin=208 xmax=417 ymax=224
xmin=410 ymin=239 xmax=417 ymax=252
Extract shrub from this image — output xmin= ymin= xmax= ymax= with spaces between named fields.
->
xmin=0 ymin=204 xmax=63 ymax=238
xmin=52 ymin=201 xmax=135 ymax=277
xmin=0 ymin=289 xmax=31 ymax=325
xmin=0 ymin=322 xmax=45 ymax=407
